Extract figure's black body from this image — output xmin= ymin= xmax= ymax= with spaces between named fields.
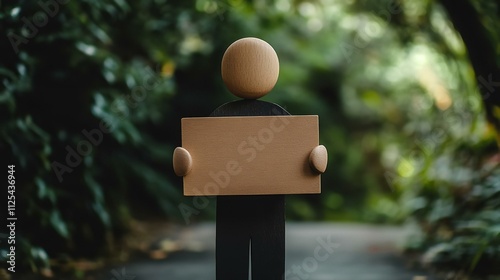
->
xmin=211 ymin=99 xmax=289 ymax=280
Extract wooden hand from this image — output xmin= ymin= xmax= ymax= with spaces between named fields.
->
xmin=309 ymin=145 xmax=328 ymax=174
xmin=173 ymin=147 xmax=192 ymax=176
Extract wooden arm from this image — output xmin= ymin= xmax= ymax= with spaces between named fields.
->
xmin=309 ymin=145 xmax=328 ymax=174
xmin=173 ymin=147 xmax=192 ymax=176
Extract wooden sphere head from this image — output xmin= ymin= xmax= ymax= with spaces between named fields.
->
xmin=221 ymin=37 xmax=279 ymax=99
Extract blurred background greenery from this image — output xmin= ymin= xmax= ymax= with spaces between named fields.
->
xmin=1 ymin=0 xmax=499 ymax=278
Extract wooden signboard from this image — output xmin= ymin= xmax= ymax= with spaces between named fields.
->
xmin=181 ymin=115 xmax=320 ymax=196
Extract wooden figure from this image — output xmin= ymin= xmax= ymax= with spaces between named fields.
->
xmin=173 ymin=37 xmax=328 ymax=280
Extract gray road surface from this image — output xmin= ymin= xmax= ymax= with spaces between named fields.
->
xmin=99 ymin=223 xmax=436 ymax=280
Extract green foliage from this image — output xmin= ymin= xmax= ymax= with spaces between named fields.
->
xmin=342 ymin=0 xmax=500 ymax=276
xmin=1 ymin=0 xmax=207 ymax=273
xmin=404 ymin=167 xmax=500 ymax=277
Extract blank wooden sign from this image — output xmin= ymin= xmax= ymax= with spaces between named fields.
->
xmin=181 ymin=115 xmax=320 ymax=196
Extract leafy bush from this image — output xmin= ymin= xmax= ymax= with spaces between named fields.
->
xmin=403 ymin=150 xmax=500 ymax=278
xmin=1 ymin=0 xmax=216 ymax=273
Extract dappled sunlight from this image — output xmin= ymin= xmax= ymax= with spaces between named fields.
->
xmin=418 ymin=66 xmax=452 ymax=111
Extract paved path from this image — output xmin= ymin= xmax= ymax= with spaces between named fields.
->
xmin=100 ymin=223 xmax=436 ymax=280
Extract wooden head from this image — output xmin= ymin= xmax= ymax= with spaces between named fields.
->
xmin=221 ymin=37 xmax=279 ymax=99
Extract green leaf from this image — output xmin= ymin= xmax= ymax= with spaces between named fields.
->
xmin=50 ymin=211 xmax=69 ymax=239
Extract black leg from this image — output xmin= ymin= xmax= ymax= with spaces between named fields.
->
xmin=251 ymin=195 xmax=285 ymax=280
xmin=216 ymin=196 xmax=250 ymax=280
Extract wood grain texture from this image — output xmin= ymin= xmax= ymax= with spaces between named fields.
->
xmin=181 ymin=115 xmax=320 ymax=196
xmin=172 ymin=147 xmax=192 ymax=176
xmin=309 ymin=145 xmax=328 ymax=174
xmin=221 ymin=37 xmax=279 ymax=99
